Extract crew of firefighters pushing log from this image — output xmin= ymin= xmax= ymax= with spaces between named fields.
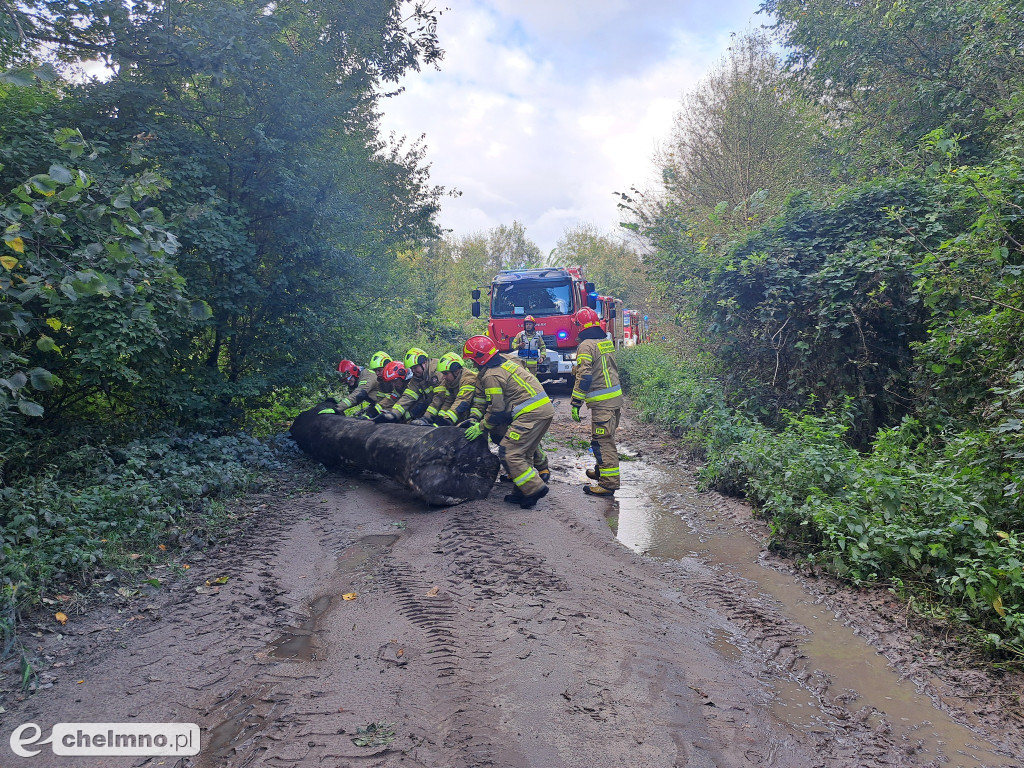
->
xmin=317 ymin=310 xmax=622 ymax=509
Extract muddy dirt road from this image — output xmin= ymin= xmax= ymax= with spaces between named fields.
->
xmin=3 ymin=394 xmax=1023 ymax=767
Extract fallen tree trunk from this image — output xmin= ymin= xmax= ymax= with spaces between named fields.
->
xmin=290 ymin=404 xmax=499 ymax=505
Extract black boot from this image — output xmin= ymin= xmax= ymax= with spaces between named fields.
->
xmin=518 ymin=485 xmax=549 ymax=509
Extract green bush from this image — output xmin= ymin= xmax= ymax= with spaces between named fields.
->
xmin=0 ymin=433 xmax=284 ymax=653
xmin=621 ymin=343 xmax=1024 ymax=653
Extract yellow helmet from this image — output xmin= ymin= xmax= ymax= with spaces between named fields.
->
xmin=369 ymin=351 xmax=392 ymax=370
xmin=404 ymin=347 xmax=428 ymax=369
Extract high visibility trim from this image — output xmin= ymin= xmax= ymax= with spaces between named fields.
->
xmin=577 ymin=353 xmax=593 ymax=363
xmin=597 ymin=340 xmax=614 ymax=354
xmin=512 ymin=467 xmax=538 ymax=487
xmin=439 ymin=409 xmax=456 ymax=422
xmin=458 ymin=385 xmax=476 ymax=397
xmin=600 ymin=467 xmax=620 ymax=476
xmin=512 ymin=394 xmax=551 ymax=418
xmin=586 ymin=385 xmax=622 ymax=403
xmin=426 ymin=406 xmax=438 ymax=416
xmin=393 ymin=404 xmax=407 ymax=417
xmin=485 ymin=387 xmax=502 ymax=395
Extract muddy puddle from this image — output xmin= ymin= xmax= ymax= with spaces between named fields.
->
xmin=581 ymin=451 xmax=1012 ymax=767
xmin=266 ymin=534 xmax=399 ymax=661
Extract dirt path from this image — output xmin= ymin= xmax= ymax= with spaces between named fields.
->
xmin=3 ymin=396 xmax=1023 ymax=767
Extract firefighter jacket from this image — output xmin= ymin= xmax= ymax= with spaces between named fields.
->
xmin=339 ymin=367 xmax=380 ymax=410
xmin=512 ymin=329 xmax=547 ymax=362
xmin=437 ymin=367 xmax=485 ymax=425
xmin=571 ymin=333 xmax=623 ymax=409
xmin=392 ymin=359 xmax=441 ymax=421
xmin=479 ymin=356 xmax=554 ymax=431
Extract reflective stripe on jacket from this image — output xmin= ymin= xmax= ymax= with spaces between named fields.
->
xmin=479 ymin=356 xmax=554 ymax=430
xmin=572 ymin=338 xmax=623 ymax=407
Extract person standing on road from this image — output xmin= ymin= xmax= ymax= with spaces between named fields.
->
xmin=571 ymin=307 xmax=623 ymax=496
xmin=512 ymin=315 xmax=546 ymax=376
xmin=462 ymin=335 xmax=554 ymax=509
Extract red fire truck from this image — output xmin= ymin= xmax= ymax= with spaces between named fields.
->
xmin=471 ymin=266 xmax=605 ymax=387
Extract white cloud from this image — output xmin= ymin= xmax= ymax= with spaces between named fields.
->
xmin=379 ymin=0 xmax=765 ymax=252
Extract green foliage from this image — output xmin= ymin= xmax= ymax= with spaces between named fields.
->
xmin=762 ymin=0 xmax=1024 ymax=167
xmin=621 ymin=344 xmax=1024 ymax=652
xmin=549 ymin=224 xmax=648 ymax=305
xmin=0 ymin=432 xmax=283 ymax=651
xmin=1 ymin=108 xmax=204 ymax=463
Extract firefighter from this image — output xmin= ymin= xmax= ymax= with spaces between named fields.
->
xmin=318 ymin=360 xmax=363 ymax=415
xmin=462 ymin=335 xmax=554 ymax=509
xmin=434 ymin=352 xmax=486 ymax=426
xmin=381 ymin=347 xmax=440 ymax=423
xmin=375 ymin=360 xmax=410 ymax=415
xmin=570 ymin=307 xmax=623 ymax=496
xmin=512 ymin=315 xmax=547 ymax=375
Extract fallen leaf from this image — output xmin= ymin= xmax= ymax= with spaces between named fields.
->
xmin=77 ymin=680 xmax=84 ymax=684
xmin=157 ymin=544 xmax=167 ymax=551
xmin=182 ymin=564 xmax=191 ymax=570
xmin=396 ymin=648 xmax=404 ymax=657
xmin=195 ymin=586 xmax=220 ymax=595
xmin=209 ymin=575 xmax=229 ymax=585
xmin=55 ymin=612 xmax=68 ymax=625
xmin=342 ymin=592 xmax=357 ymax=601
xmin=129 ymin=553 xmax=142 ymax=560
xmin=425 ymin=586 xmax=439 ymax=597
xmin=54 ymin=595 xmax=71 ymax=601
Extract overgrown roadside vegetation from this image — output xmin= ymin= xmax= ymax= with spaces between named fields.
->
xmin=615 ymin=1 xmax=1024 ymax=665
xmin=0 ymin=432 xmax=300 ymax=669
xmin=621 ymin=344 xmax=1024 ymax=659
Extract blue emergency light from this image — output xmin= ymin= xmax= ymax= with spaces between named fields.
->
xmin=557 ymin=330 xmax=569 ymax=340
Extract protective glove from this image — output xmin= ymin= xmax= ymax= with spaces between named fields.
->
xmin=570 ymin=400 xmax=582 ymax=422
xmin=343 ymin=404 xmax=362 ymax=416
xmin=464 ymin=422 xmax=485 ymax=441
xmin=318 ymin=407 xmax=337 ymax=415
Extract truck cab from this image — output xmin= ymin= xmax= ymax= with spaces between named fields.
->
xmin=472 ymin=267 xmax=596 ymax=384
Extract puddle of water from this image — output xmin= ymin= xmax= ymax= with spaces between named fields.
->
xmin=206 ymin=687 xmax=269 ymax=757
xmin=611 ymin=459 xmax=1012 ymax=768
xmin=268 ymin=534 xmax=399 ymax=661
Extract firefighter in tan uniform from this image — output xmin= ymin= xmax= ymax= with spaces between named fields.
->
xmin=434 ymin=353 xmax=486 ymax=426
xmin=462 ymin=335 xmax=554 ymax=508
xmin=512 ymin=315 xmax=547 ymax=375
xmin=571 ymin=307 xmax=623 ymax=496
xmin=376 ymin=361 xmax=410 ymax=414
xmin=381 ymin=347 xmax=440 ymax=423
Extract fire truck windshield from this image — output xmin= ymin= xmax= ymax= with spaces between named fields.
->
xmin=491 ymin=279 xmax=574 ymax=318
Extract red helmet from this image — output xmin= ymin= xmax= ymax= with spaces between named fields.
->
xmin=337 ymin=359 xmax=359 ymax=379
xmin=574 ymin=308 xmax=602 ymax=330
xmin=524 ymin=314 xmax=536 ymax=323
xmin=381 ymin=360 xmax=408 ymax=382
xmin=462 ymin=335 xmax=499 ymax=366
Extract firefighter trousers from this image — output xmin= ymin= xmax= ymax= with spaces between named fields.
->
xmin=590 ymin=405 xmax=620 ymax=490
xmin=498 ymin=412 xmax=553 ymax=497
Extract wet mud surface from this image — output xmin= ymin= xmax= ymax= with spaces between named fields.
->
xmin=2 ymin=390 xmax=1023 ymax=767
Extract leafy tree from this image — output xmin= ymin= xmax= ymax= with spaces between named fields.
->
xmin=548 ymin=224 xmax=647 ymax=305
xmin=762 ymin=0 xmax=1024 ymax=164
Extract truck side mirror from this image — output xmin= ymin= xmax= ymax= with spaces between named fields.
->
xmin=472 ymin=301 xmax=480 ymax=318
xmin=471 ymin=289 xmax=481 ymax=300
xmin=585 ymin=282 xmax=595 ymax=294
xmin=610 ymin=309 xmax=617 ymax=318
xmin=587 ymin=294 xmax=597 ymax=309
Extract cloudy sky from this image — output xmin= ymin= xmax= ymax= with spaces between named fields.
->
xmin=378 ymin=0 xmax=767 ymax=255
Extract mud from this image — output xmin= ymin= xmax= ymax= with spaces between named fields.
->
xmin=2 ymin=391 xmax=1023 ymax=767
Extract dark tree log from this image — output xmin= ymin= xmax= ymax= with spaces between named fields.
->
xmin=290 ymin=404 xmax=499 ymax=505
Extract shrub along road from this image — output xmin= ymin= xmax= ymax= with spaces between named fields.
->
xmin=2 ymin=404 xmax=1022 ymax=767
